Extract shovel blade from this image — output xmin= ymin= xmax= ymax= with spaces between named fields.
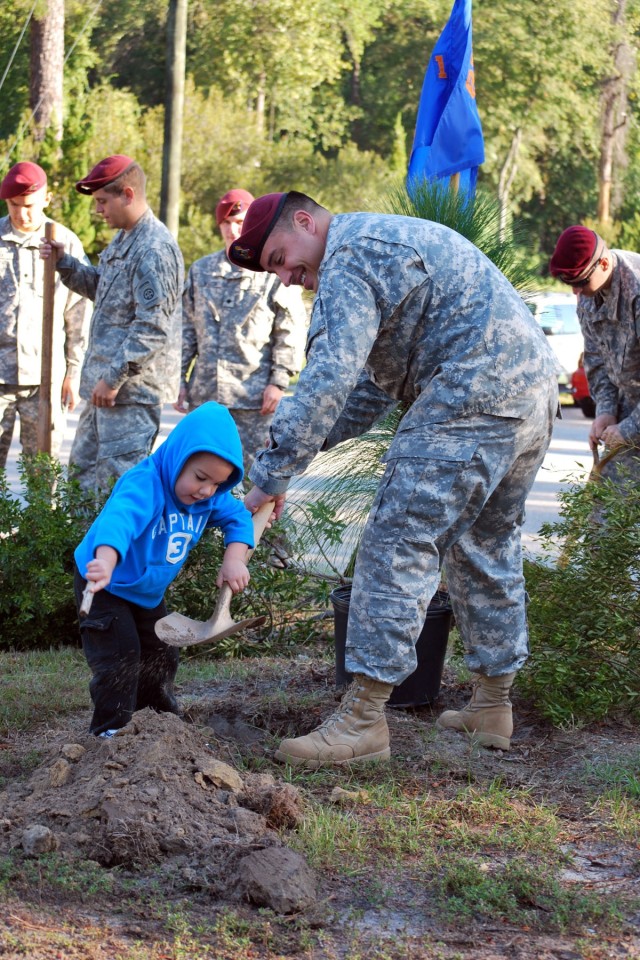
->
xmin=155 ymin=611 xmax=267 ymax=647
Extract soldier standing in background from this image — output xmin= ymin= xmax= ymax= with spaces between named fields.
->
xmin=0 ymin=161 xmax=91 ymax=468
xmin=175 ymin=188 xmax=307 ymax=477
xmin=229 ymin=191 xmax=560 ymax=766
xmin=550 ymin=225 xmax=640 ymax=486
xmin=41 ymin=155 xmax=183 ymax=494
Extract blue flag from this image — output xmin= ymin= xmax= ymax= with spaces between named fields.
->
xmin=407 ymin=0 xmax=484 ymax=197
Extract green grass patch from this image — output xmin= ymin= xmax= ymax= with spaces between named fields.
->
xmin=0 ymin=851 xmax=115 ymax=898
xmin=293 ymin=780 xmax=563 ymax=871
xmin=289 ymin=777 xmax=628 ymax=933
xmin=0 ymin=648 xmax=88 ymax=735
xmin=435 ymin=853 xmax=624 ymax=932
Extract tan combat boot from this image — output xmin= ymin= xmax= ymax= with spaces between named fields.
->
xmin=436 ymin=673 xmax=516 ymax=750
xmin=274 ymin=674 xmax=393 ymax=768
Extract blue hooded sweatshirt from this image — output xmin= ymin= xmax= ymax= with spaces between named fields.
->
xmin=75 ymin=402 xmax=255 ymax=608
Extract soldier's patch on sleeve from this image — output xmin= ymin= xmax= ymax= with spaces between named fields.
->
xmin=135 ymin=272 xmax=163 ymax=308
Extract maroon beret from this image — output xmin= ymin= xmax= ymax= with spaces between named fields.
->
xmin=228 ymin=193 xmax=288 ymax=271
xmin=75 ymin=155 xmax=135 ymax=195
xmin=0 ymin=162 xmax=47 ymax=200
xmin=215 ymin=188 xmax=254 ymax=226
xmin=549 ymin=226 xmax=600 ymax=283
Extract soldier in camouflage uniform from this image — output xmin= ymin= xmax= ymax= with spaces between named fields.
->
xmin=175 ymin=189 xmax=307 ymax=477
xmin=228 ymin=191 xmax=560 ymax=767
xmin=0 ymin=162 xmax=91 ymax=468
xmin=550 ymin=226 xmax=640 ymax=485
xmin=41 ymin=156 xmax=183 ymax=494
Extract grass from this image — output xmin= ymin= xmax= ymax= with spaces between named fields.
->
xmin=584 ymin=749 xmax=640 ymax=841
xmin=0 ymin=649 xmax=638 ymax=956
xmin=0 ymin=647 xmax=88 ymax=735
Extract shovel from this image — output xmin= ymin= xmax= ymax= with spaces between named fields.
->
xmin=154 ymin=500 xmax=275 ymax=648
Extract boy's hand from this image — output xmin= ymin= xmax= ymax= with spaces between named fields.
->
xmin=85 ymin=545 xmax=118 ymax=594
xmin=85 ymin=558 xmax=114 ymax=593
xmin=217 ymin=558 xmax=250 ymax=594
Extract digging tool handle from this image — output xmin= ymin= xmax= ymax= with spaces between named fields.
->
xmin=79 ymin=584 xmax=94 ymax=618
xmin=203 ymin=501 xmax=275 ymax=626
xmin=37 ymin=222 xmax=57 ymax=454
xmin=247 ymin=500 xmax=276 ymax=560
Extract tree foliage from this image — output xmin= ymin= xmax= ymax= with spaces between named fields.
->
xmin=0 ymin=0 xmax=639 ymax=265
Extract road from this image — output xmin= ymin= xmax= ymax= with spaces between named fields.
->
xmin=4 ymin=401 xmax=594 ymax=560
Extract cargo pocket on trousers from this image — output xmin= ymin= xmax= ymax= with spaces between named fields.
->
xmin=365 ymin=594 xmax=419 ymax=621
xmin=98 ymin=430 xmax=156 ymax=463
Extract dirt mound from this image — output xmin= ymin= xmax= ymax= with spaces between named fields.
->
xmin=0 ymin=709 xmax=305 ymax=893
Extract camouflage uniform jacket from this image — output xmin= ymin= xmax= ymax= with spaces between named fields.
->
xmin=249 ymin=213 xmax=559 ymax=495
xmin=0 ymin=215 xmax=91 ymax=387
xmin=56 ymin=208 xmax=183 ymax=405
xmin=577 ymin=250 xmax=640 ymax=442
xmin=181 ymin=250 xmax=307 ymax=409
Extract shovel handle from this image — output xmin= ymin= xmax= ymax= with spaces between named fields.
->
xmin=247 ymin=500 xmax=276 ymax=560
xmin=203 ymin=500 xmax=276 ymax=629
xmin=79 ymin=584 xmax=94 ymax=618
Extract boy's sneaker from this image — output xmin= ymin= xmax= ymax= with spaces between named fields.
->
xmin=98 ymin=729 xmax=119 ymax=739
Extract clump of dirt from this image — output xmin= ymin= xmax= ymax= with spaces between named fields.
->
xmin=0 ymin=709 xmax=305 ymax=891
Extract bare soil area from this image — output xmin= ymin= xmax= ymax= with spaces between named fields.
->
xmin=1 ymin=656 xmax=639 ymax=959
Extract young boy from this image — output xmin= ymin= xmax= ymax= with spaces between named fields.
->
xmin=74 ymin=401 xmax=255 ymax=737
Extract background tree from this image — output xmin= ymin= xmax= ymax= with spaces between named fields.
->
xmin=30 ymin=0 xmax=64 ymax=143
xmin=0 ymin=0 xmax=639 ymax=268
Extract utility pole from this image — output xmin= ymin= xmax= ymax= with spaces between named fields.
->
xmin=160 ymin=0 xmax=187 ymax=237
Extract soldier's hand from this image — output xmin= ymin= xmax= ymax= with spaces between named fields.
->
xmin=261 ymin=384 xmax=284 ymax=415
xmin=92 ymin=379 xmax=118 ymax=408
xmin=39 ymin=238 xmax=65 ymax=260
xmin=589 ymin=413 xmax=617 ymax=452
xmin=173 ymin=386 xmax=189 ymax=413
xmin=61 ymin=376 xmax=79 ymax=412
xmin=600 ymin=423 xmax=625 ymax=449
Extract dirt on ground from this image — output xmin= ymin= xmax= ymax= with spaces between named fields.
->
xmin=1 ymin=656 xmax=639 ymax=959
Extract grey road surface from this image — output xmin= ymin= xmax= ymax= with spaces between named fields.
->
xmin=5 ymin=402 xmax=593 ymax=558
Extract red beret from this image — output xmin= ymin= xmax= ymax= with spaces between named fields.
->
xmin=0 ymin=162 xmax=47 ymax=200
xmin=75 ymin=155 xmax=135 ymax=195
xmin=228 ymin=193 xmax=288 ymax=271
xmin=549 ymin=226 xmax=601 ymax=283
xmin=215 ymin=189 xmax=254 ymax=226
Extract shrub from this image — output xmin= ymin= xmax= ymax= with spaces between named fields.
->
xmin=165 ymin=521 xmax=335 ymax=658
xmin=0 ymin=459 xmax=333 ymax=655
xmin=0 ymin=456 xmax=97 ymax=650
xmin=521 ymin=463 xmax=640 ymax=724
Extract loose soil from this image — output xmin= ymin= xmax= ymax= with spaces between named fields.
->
xmin=1 ymin=655 xmax=639 ymax=959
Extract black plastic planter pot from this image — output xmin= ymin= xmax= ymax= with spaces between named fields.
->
xmin=330 ymin=584 xmax=453 ymax=708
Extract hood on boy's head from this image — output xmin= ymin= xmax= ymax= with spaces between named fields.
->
xmin=152 ymin=402 xmax=244 ymax=506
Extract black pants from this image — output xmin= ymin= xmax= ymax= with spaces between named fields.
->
xmin=74 ymin=566 xmax=180 ymax=735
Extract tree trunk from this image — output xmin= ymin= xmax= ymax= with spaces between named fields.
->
xmin=498 ymin=128 xmax=522 ymax=239
xmin=30 ymin=0 xmax=64 ymax=142
xmin=160 ymin=0 xmax=188 ymax=238
xmin=256 ymin=73 xmax=266 ymax=136
xmin=597 ymin=0 xmax=631 ymax=225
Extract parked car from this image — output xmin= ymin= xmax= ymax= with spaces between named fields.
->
xmin=527 ymin=292 xmax=584 ymax=397
xmin=570 ymin=354 xmax=596 ymax=418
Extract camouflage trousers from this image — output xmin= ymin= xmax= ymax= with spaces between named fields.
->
xmin=188 ymin=402 xmax=274 ymax=481
xmin=0 ymin=384 xmax=68 ymax=470
xmin=69 ymin=401 xmax=161 ymax=494
xmin=346 ymin=379 xmax=558 ymax=684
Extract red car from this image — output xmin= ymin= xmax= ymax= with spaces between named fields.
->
xmin=570 ymin=355 xmax=596 ymax=419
